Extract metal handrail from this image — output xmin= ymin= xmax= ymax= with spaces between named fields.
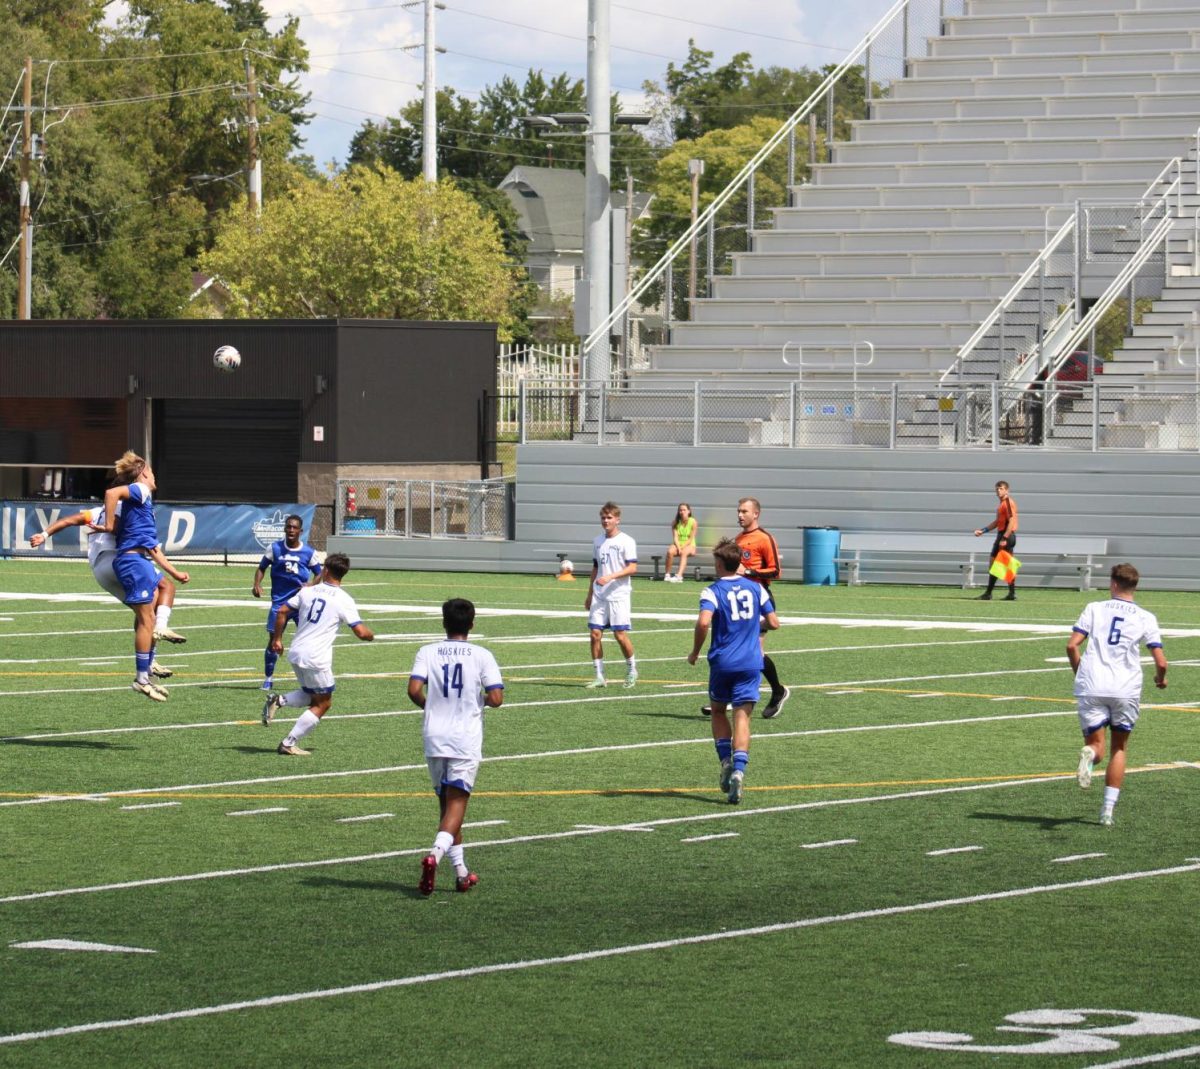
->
xmin=582 ymin=0 xmax=923 ymax=364
xmin=783 ymin=341 xmax=875 ymax=391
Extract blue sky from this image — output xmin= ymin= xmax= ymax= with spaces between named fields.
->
xmin=259 ymin=0 xmax=886 ymax=168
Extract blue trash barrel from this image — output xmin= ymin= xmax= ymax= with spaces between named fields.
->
xmin=802 ymin=526 xmax=840 ymax=586
xmin=344 ymin=517 xmax=377 ymax=535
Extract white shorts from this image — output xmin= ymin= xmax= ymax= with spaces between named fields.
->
xmin=588 ymin=594 xmax=632 ymax=632
xmin=91 ymin=551 xmax=126 ymax=602
xmin=290 ymin=664 xmax=336 ymax=694
xmin=427 ymin=755 xmax=480 ymax=795
xmin=1077 ymin=694 xmax=1140 ymax=735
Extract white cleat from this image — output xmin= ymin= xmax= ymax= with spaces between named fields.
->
xmin=150 ymin=661 xmax=173 ymax=679
xmin=727 ymin=770 xmax=745 ymax=805
xmin=277 ymin=741 xmax=311 ymax=756
xmin=153 ymin=628 xmax=186 ymax=644
xmin=585 ymin=677 xmax=607 ymax=689
xmin=132 ymin=680 xmax=168 ymax=702
xmin=623 ymin=671 xmax=638 ymax=690
xmin=1077 ymin=746 xmax=1094 ymax=789
xmin=1099 ymin=809 xmax=1115 ymax=827
xmin=262 ymin=693 xmax=285 ymax=726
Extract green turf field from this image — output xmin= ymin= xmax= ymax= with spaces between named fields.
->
xmin=1 ymin=560 xmax=1199 ymax=1068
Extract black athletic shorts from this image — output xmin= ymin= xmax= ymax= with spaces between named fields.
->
xmin=992 ymin=533 xmax=1017 ymax=557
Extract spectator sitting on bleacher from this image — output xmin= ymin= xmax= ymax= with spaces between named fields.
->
xmin=665 ymin=503 xmax=697 ymax=583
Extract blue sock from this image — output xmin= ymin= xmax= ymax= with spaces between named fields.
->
xmin=135 ymin=650 xmax=152 ymax=680
xmin=715 ymin=737 xmax=732 ymax=763
xmin=264 ymin=646 xmax=279 ymax=678
xmin=732 ymin=749 xmax=749 ymax=774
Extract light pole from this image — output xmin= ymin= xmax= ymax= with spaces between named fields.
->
xmin=687 ymin=158 xmax=705 ymax=307
xmin=584 ymin=0 xmax=610 ymax=388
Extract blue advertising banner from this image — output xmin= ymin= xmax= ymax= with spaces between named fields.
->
xmin=1 ymin=502 xmax=317 ymax=557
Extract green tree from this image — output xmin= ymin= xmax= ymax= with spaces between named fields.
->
xmin=199 ymin=165 xmax=519 ymax=334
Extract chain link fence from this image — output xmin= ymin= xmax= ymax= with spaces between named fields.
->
xmin=334 ymin=479 xmax=510 ymax=540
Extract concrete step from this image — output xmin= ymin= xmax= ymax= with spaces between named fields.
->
xmin=694 ymin=295 xmax=1004 ymax=321
xmin=888 ymin=68 xmax=1200 ymax=101
xmin=792 ymin=177 xmax=1157 ymax=209
xmin=944 ymin=8 xmax=1200 ymax=37
xmin=742 ymin=225 xmax=1051 ymax=254
xmin=726 ymin=249 xmax=1059 ymax=277
xmin=967 ymin=0 xmax=1200 ymax=15
xmin=848 ymin=111 xmax=1200 ymax=143
xmin=929 ymin=25 xmax=1200 ymax=59
xmin=767 ymin=203 xmax=1067 ymax=231
xmin=707 ymin=272 xmax=1044 ymax=300
xmin=667 ymin=321 xmax=975 ymax=347
xmin=908 ymin=45 xmax=1200 ymax=78
xmin=870 ymin=89 xmax=1200 ymax=121
xmin=831 ymin=132 xmax=1196 ymax=164
xmin=809 ymin=156 xmax=1173 ymax=187
xmin=643 ymin=345 xmax=952 ymax=376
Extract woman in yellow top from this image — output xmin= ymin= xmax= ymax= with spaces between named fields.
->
xmin=665 ymin=503 xmax=697 ymax=582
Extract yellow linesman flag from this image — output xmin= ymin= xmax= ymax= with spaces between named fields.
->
xmin=989 ymin=550 xmax=1021 ymax=584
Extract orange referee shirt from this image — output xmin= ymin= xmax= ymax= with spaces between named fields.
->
xmin=736 ymin=528 xmax=781 ymax=586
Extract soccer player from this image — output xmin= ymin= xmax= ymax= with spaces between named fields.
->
xmin=1067 ymin=562 xmax=1167 ymax=826
xmin=30 ymin=499 xmax=184 ymax=678
xmin=407 ymin=598 xmax=504 ymax=896
xmin=101 ymin=452 xmax=190 ymax=701
xmin=263 ymin=553 xmax=374 ymax=755
xmin=974 ymin=479 xmax=1019 ymax=601
xmin=252 ymin=514 xmax=322 ymax=691
xmin=689 ymin=538 xmax=781 ymax=804
xmin=584 ymin=501 xmax=639 ymax=689
xmin=735 ymin=497 xmax=789 ymax=718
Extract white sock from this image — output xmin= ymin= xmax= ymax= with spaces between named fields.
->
xmin=155 ymin=605 xmax=171 ymax=630
xmin=593 ymin=658 xmax=605 ymax=679
xmin=282 ymin=690 xmax=308 ymax=708
xmin=448 ymin=843 xmax=468 ymax=878
xmin=431 ymin=830 xmax=454 ymax=863
xmin=283 ymin=710 xmax=321 ymax=745
xmin=1103 ymin=786 xmax=1120 ymax=810
xmin=626 ymin=656 xmax=637 ymax=672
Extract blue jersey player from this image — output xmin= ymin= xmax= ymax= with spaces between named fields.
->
xmin=688 ymin=538 xmax=780 ymax=804
xmin=253 ymin=514 xmax=322 ymax=690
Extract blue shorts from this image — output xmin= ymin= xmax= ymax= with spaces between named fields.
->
xmin=113 ymin=552 xmax=162 ymax=606
xmin=266 ymin=603 xmax=298 ymax=634
xmin=708 ymin=668 xmax=762 ymax=707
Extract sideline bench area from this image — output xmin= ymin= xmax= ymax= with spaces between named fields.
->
xmin=835 ymin=533 xmax=1108 ymax=591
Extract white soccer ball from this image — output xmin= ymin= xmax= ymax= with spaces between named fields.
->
xmin=559 ymin=558 xmax=574 ymax=574
xmin=213 ymin=345 xmax=242 ymax=373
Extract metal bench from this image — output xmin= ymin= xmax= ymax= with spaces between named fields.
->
xmin=835 ymin=533 xmax=1108 ymax=592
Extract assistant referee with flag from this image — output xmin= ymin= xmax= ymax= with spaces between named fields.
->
xmin=974 ymin=479 xmax=1019 ymax=601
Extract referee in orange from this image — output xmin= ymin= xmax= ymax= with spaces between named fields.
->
xmin=974 ymin=479 xmax=1019 ymax=601
xmin=735 ymin=497 xmax=789 ymax=718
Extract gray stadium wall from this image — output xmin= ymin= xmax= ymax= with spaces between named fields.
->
xmin=329 ymin=444 xmax=1200 ymax=591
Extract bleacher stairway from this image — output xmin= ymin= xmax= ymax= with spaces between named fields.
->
xmin=639 ymin=0 xmax=1200 ymax=391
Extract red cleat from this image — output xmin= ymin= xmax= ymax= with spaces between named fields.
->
xmin=419 ymin=854 xmax=438 ymax=896
xmin=455 ymin=872 xmax=479 ymax=893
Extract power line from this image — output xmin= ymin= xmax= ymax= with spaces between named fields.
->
xmin=611 ymin=3 xmax=852 ymax=57
xmin=42 ymin=81 xmax=241 ymax=112
xmin=33 ymin=46 xmax=251 ymax=66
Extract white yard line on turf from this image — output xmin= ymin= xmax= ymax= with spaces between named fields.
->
xmin=681 ymin=832 xmax=738 ymax=843
xmin=335 ymin=814 xmax=394 ymax=823
xmin=1084 ymin=1044 xmax=1200 ymax=1068
xmin=927 ymin=846 xmax=983 ymax=856
xmin=2 ymin=860 xmax=1198 ymax=1047
xmin=119 ymin=802 xmax=181 ymax=812
xmin=800 ymin=839 xmax=858 ymax=849
xmin=225 ymin=808 xmax=289 ymax=817
xmin=3 ymin=769 xmax=1180 ymax=905
xmin=1051 ymin=852 xmax=1108 ymax=863
xmin=0 ymin=708 xmax=1082 ymax=804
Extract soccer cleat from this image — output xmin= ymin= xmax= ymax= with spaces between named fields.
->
xmin=719 ymin=759 xmax=733 ymax=793
xmin=455 ymin=872 xmax=479 ymax=893
xmin=131 ymin=680 xmax=168 ymax=702
xmin=262 ymin=693 xmax=285 ymax=726
xmin=153 ymin=627 xmax=186 ymax=644
xmin=1004 ymin=592 xmax=1017 ymax=601
xmin=762 ymin=686 xmax=790 ymax=720
xmin=727 ymin=770 xmax=745 ymax=805
xmin=276 ymin=741 xmax=310 ymax=756
xmin=419 ymin=854 xmax=438 ymax=896
xmin=1100 ymin=809 xmax=1115 ymax=827
xmin=150 ymin=661 xmax=173 ymax=679
xmin=623 ymin=670 xmax=638 ymax=690
xmin=260 ymin=678 xmax=274 ymax=692
xmin=1076 ymin=746 xmax=1095 ymax=789
xmin=700 ymin=705 xmax=712 ymax=717
xmin=977 ymin=592 xmax=993 ymax=601
xmin=585 ymin=677 xmax=607 ymax=689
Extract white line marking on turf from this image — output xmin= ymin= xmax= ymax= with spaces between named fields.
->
xmin=1051 ymin=853 xmax=1108 ymax=864
xmin=574 ymin=824 xmax=655 ymax=833
xmin=120 ymin=802 xmax=181 ymax=811
xmin=3 ymin=861 xmax=1198 ymax=1046
xmin=927 ymin=846 xmax=983 ymax=856
xmin=0 ymin=709 xmax=1086 ymax=806
xmin=335 ymin=813 xmax=393 ymax=823
xmin=801 ymin=839 xmax=858 ymax=849
xmin=682 ymin=832 xmax=738 ymax=843
xmin=824 ymin=689 xmax=863 ymax=695
xmin=461 ymin=820 xmax=508 ymax=828
xmin=225 ymin=808 xmax=288 ymax=817
xmin=906 ymin=693 xmax=945 ymax=699
xmin=9 ymin=939 xmax=156 ymax=955
xmin=1083 ymin=1044 xmax=1200 ymax=1068
xmin=989 ymin=696 xmax=1026 ymax=702
xmin=1 ymin=771 xmax=1129 ymax=906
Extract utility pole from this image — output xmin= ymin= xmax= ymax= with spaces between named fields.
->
xmin=583 ymin=0 xmax=611 ymax=386
xmin=243 ymin=52 xmax=262 ymax=217
xmin=423 ymin=0 xmax=437 ymax=182
xmin=17 ymin=56 xmax=32 ymax=319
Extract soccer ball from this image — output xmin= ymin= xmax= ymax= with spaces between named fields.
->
xmin=213 ymin=345 xmax=242 ymax=373
xmin=559 ymin=559 xmax=574 ymax=575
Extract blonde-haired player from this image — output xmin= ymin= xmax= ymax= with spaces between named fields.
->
xmin=1067 ymin=562 xmax=1167 ymax=826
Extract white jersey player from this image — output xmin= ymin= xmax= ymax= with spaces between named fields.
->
xmin=408 ymin=598 xmax=504 ymax=896
xmin=266 ymin=553 xmax=374 ymax=755
xmin=1067 ymin=563 xmax=1167 ymax=826
xmin=584 ymin=502 xmax=639 ymax=689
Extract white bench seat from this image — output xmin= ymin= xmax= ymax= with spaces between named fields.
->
xmin=834 ymin=532 xmax=1108 ymax=591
